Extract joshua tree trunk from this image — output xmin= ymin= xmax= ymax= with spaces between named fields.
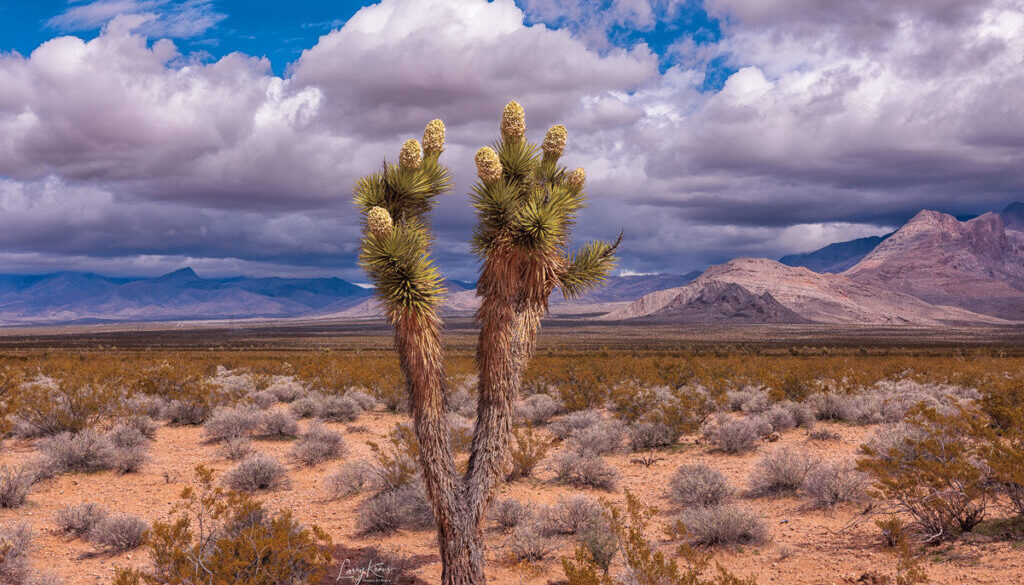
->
xmin=354 ymin=106 xmax=618 ymax=585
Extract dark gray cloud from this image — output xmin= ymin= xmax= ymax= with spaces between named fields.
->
xmin=0 ymin=0 xmax=1022 ymax=280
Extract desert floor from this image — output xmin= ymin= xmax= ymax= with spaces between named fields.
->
xmin=3 ymin=405 xmax=1022 ymax=585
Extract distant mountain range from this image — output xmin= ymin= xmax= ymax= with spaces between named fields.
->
xmin=0 ymin=203 xmax=1020 ymax=326
xmin=610 ymin=203 xmax=1024 ymax=325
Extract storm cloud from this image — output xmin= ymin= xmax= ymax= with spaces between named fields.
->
xmin=0 ymin=0 xmax=1021 ymax=280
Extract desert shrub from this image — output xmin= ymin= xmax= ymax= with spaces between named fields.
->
xmin=447 ymin=413 xmax=474 ymax=453
xmin=678 ymin=505 xmax=769 ymax=547
xmin=552 ymin=450 xmax=619 ymax=491
xmin=701 ymin=416 xmax=760 ymax=454
xmin=549 ymin=409 xmax=604 ymax=440
xmin=366 ymin=425 xmax=421 ymax=491
xmin=89 ymin=514 xmax=148 ymax=553
xmin=858 ymin=402 xmax=991 ymax=540
xmin=118 ymin=415 xmax=159 ymax=440
xmin=113 ymin=465 xmax=331 ymax=585
xmin=628 ymin=421 xmax=679 ymax=451
xmin=492 ymin=498 xmax=533 ymax=532
xmin=38 ymin=430 xmax=114 ymax=473
xmin=9 ymin=375 xmax=123 ymax=438
xmin=562 ymin=490 xmax=756 ymax=585
xmin=980 ymin=380 xmax=1024 ymax=518
xmin=344 ymin=389 xmax=378 ymax=411
xmin=265 ymin=377 xmax=306 ymax=403
xmin=256 ymin=410 xmax=299 ymax=438
xmin=507 ymin=525 xmax=553 ymax=561
xmin=576 ymin=523 xmax=618 ymax=576
xmin=0 ymin=465 xmax=35 ymax=509
xmin=727 ymin=387 xmax=770 ymax=414
xmin=291 ymin=421 xmax=346 ymax=466
xmin=613 ymin=384 xmax=718 ymax=442
xmin=876 ymin=517 xmax=908 ymax=547
xmin=567 ymin=419 xmax=627 ymax=455
xmin=539 ymin=495 xmax=605 ymax=536
xmin=748 ymin=447 xmax=818 ymax=497
xmin=324 ymin=461 xmax=373 ymax=499
xmin=55 ymin=503 xmax=108 ymax=537
xmin=782 ymin=400 xmax=816 ymax=428
xmin=138 ymin=362 xmax=228 ymax=425
xmin=358 ymin=483 xmax=434 ymax=534
xmin=316 ymin=395 xmax=362 ymax=422
xmin=249 ymin=389 xmax=279 ymax=409
xmin=446 ymin=380 xmax=478 ymax=418
xmin=763 ymin=405 xmax=796 ymax=433
xmin=507 ymin=425 xmax=553 ymax=481
xmin=669 ymin=464 xmax=734 ymax=508
xmin=515 ymin=393 xmax=561 ymax=425
xmin=160 ymin=399 xmax=210 ymax=426
xmin=124 ymin=394 xmax=167 ymax=419
xmin=0 ymin=522 xmax=33 ymax=585
xmin=806 ymin=391 xmax=854 ymax=422
xmin=802 ymin=461 xmax=868 ymax=509
xmin=224 ymin=453 xmax=290 ymax=492
xmin=555 ymin=365 xmax=610 ymax=412
xmin=808 ymin=428 xmax=841 ymax=442
xmin=203 ymin=406 xmax=262 ymax=442
xmin=220 ymin=436 xmax=253 ymax=460
xmin=107 ymin=424 xmax=150 ymax=473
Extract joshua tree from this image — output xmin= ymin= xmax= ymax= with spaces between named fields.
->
xmin=354 ymin=103 xmax=620 ymax=584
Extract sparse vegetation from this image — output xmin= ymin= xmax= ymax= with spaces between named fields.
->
xmin=552 ymin=450 xmax=620 ymax=491
xmin=507 ymin=425 xmax=553 ymax=481
xmin=747 ymin=447 xmax=818 ymax=497
xmin=669 ymin=464 xmax=734 ymax=508
xmin=701 ymin=416 xmax=760 ymax=454
xmin=0 ymin=465 xmax=35 ymax=509
xmin=678 ymin=504 xmax=769 ymax=547
xmin=88 ymin=514 xmax=148 ymax=553
xmin=290 ymin=420 xmax=346 ymax=466
xmin=224 ymin=453 xmax=290 ymax=492
xmin=55 ymin=503 xmax=108 ymax=537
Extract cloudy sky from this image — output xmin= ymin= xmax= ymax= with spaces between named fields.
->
xmin=0 ymin=0 xmax=1022 ymax=281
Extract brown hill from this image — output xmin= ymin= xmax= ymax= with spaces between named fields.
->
xmin=843 ymin=210 xmax=1024 ymax=320
xmin=603 ymin=257 xmax=1008 ymax=325
xmin=641 ymin=281 xmax=810 ymax=324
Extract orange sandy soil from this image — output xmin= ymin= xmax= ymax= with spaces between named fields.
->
xmin=2 ymin=409 xmax=1022 ymax=585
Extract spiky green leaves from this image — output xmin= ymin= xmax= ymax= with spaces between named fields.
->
xmin=542 ymin=124 xmax=567 ymax=160
xmin=475 ymin=147 xmax=502 ymax=185
xmin=559 ymin=233 xmax=623 ymax=299
xmin=400 ymin=139 xmax=423 ymax=170
xmin=422 ymin=119 xmax=446 ymax=155
xmin=359 ymin=221 xmax=444 ymax=319
xmin=366 ymin=206 xmax=393 ymax=237
xmin=501 ymin=101 xmax=525 ymax=142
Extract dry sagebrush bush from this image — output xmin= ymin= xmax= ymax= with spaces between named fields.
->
xmin=548 ymin=409 xmax=604 ymax=440
xmin=0 ymin=466 xmax=35 ymax=509
xmin=701 ymin=415 xmax=760 ymax=454
xmin=552 ymin=450 xmax=619 ymax=491
xmin=506 ymin=425 xmax=553 ymax=481
xmin=38 ymin=430 xmax=113 ymax=473
xmin=324 ymin=461 xmax=373 ymax=499
xmin=748 ymin=447 xmax=819 ymax=497
xmin=801 ymin=461 xmax=868 ymax=509
xmin=613 ymin=384 xmax=719 ymax=443
xmin=256 ymin=409 xmax=299 ymax=438
xmin=628 ymin=421 xmax=680 ymax=451
xmin=507 ymin=525 xmax=554 ymax=561
xmin=220 ymin=436 xmax=253 ymax=461
xmin=9 ymin=375 xmax=123 ymax=438
xmin=727 ymin=387 xmax=771 ymax=414
xmin=113 ymin=465 xmax=331 ymax=585
xmin=492 ymin=498 xmax=534 ymax=532
xmin=0 ymin=522 xmax=34 ymax=585
xmin=55 ymin=503 xmax=108 ymax=537
xmin=358 ymin=483 xmax=434 ymax=534
xmin=514 ymin=393 xmax=561 ymax=425
xmin=88 ymin=514 xmax=148 ymax=553
xmin=562 ymin=490 xmax=757 ymax=585
xmin=808 ymin=428 xmax=842 ymax=442
xmin=291 ymin=421 xmax=346 ymax=466
xmin=224 ymin=453 xmax=290 ymax=492
xmin=678 ymin=504 xmax=769 ymax=547
xmin=669 ymin=463 xmax=734 ymax=508
xmin=567 ymin=418 xmax=627 ymax=455
xmin=203 ymin=405 xmax=262 ymax=442
xmin=539 ymin=495 xmax=605 ymax=536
